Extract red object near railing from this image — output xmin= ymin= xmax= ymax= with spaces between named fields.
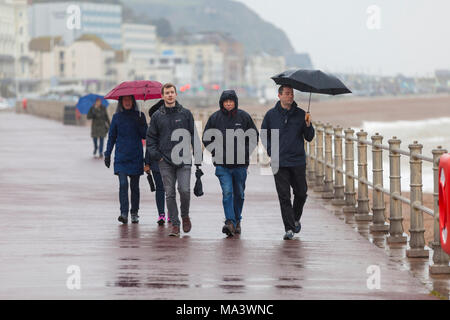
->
xmin=438 ymin=153 xmax=450 ymax=254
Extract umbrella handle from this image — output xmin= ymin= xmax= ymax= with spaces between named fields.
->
xmin=307 ymin=92 xmax=312 ymax=113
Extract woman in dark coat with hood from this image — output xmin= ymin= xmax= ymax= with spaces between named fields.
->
xmin=104 ymin=95 xmax=148 ymax=224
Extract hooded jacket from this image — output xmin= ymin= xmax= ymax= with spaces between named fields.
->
xmin=202 ymin=90 xmax=259 ymax=168
xmin=104 ymin=99 xmax=148 ymax=175
xmin=146 ymin=100 xmax=200 ymax=167
xmin=261 ymin=100 xmax=315 ymax=167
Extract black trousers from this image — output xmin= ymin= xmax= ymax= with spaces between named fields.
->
xmin=273 ymin=165 xmax=308 ymax=232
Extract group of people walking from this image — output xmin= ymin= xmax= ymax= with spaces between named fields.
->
xmin=92 ymin=83 xmax=314 ymax=240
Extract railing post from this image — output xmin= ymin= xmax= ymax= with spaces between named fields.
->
xmin=314 ymin=122 xmax=325 ymax=192
xmin=332 ymin=126 xmax=345 ymax=205
xmin=322 ymin=123 xmax=334 ymax=199
xmin=307 ymin=134 xmax=316 ymax=187
xmin=429 ymin=146 xmax=450 ymax=274
xmin=387 ymin=136 xmax=407 ymax=244
xmin=343 ymin=128 xmax=357 ymax=214
xmin=370 ymin=133 xmax=389 ymax=232
xmin=355 ymin=130 xmax=372 ymax=221
xmin=406 ymin=141 xmax=429 ymax=258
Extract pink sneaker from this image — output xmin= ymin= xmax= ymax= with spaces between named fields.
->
xmin=157 ymin=214 xmax=165 ymax=226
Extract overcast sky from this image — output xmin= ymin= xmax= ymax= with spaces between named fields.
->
xmin=235 ymin=0 xmax=450 ymax=76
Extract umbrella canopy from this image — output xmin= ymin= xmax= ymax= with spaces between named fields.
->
xmin=76 ymin=94 xmax=109 ymax=114
xmin=104 ymin=80 xmax=163 ymax=101
xmin=271 ymin=69 xmax=351 ymax=112
xmin=271 ymin=69 xmax=352 ymax=95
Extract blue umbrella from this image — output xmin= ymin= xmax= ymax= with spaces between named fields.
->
xmin=76 ymin=94 xmax=109 ymax=114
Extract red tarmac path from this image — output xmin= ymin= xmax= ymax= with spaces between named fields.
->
xmin=0 ymin=112 xmax=447 ymax=299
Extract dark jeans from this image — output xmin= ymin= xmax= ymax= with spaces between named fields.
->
xmin=152 ymin=170 xmax=165 ymax=215
xmin=215 ymin=166 xmax=247 ymax=227
xmin=273 ymin=165 xmax=308 ymax=232
xmin=93 ymin=137 xmax=104 ymax=156
xmin=118 ymin=173 xmax=140 ymax=216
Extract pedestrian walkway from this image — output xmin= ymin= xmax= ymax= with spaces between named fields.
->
xmin=0 ymin=112 xmax=444 ymax=299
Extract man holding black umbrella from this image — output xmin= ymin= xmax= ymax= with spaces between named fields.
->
xmin=261 ymin=85 xmax=315 ymax=240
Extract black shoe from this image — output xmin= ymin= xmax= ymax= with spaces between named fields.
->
xmin=235 ymin=221 xmax=241 ymax=235
xmin=222 ymin=221 xmax=235 ymax=237
xmin=294 ymin=221 xmax=301 ymax=233
xmin=131 ymin=215 xmax=139 ymax=224
xmin=118 ymin=215 xmax=128 ymax=224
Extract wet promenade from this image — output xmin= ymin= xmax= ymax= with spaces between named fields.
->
xmin=0 ymin=112 xmax=447 ymax=299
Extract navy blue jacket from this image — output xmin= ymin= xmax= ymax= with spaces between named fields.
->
xmin=261 ymin=101 xmax=315 ymax=167
xmin=105 ymin=109 xmax=148 ymax=175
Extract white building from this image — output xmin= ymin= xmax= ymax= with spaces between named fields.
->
xmin=29 ymin=1 xmax=122 ymax=50
xmin=0 ymin=0 xmax=32 ymax=95
xmin=29 ymin=34 xmax=115 ymax=93
xmin=245 ymin=54 xmax=286 ymax=99
xmin=0 ymin=0 xmax=15 ymax=80
xmin=122 ymin=23 xmax=157 ymax=69
xmin=158 ymin=42 xmax=224 ymax=88
xmin=13 ymin=0 xmax=31 ymax=80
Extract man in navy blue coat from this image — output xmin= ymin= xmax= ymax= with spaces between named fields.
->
xmin=261 ymin=85 xmax=315 ymax=240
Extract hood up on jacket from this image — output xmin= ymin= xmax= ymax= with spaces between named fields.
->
xmin=219 ymin=90 xmax=238 ymax=117
xmin=115 ymin=95 xmax=139 ymax=113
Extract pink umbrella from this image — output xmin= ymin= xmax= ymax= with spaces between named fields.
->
xmin=104 ymin=80 xmax=163 ymax=101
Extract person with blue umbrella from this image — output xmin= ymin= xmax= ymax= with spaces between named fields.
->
xmin=85 ymin=97 xmax=110 ymax=158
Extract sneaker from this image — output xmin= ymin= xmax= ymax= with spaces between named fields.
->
xmin=157 ymin=214 xmax=165 ymax=226
xmin=283 ymin=230 xmax=294 ymax=240
xmin=182 ymin=216 xmax=192 ymax=233
xmin=294 ymin=221 xmax=301 ymax=233
xmin=169 ymin=225 xmax=180 ymax=237
xmin=235 ymin=221 xmax=241 ymax=235
xmin=222 ymin=220 xmax=236 ymax=237
xmin=131 ymin=214 xmax=139 ymax=224
xmin=118 ymin=215 xmax=128 ymax=224
xmin=166 ymin=214 xmax=171 ymax=224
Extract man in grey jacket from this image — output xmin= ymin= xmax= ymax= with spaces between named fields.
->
xmin=146 ymin=83 xmax=202 ymax=237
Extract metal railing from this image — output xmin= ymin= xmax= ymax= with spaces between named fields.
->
xmin=306 ymin=122 xmax=450 ymax=274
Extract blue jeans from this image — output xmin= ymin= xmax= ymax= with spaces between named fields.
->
xmin=215 ymin=166 xmax=247 ymax=227
xmin=93 ymin=137 xmax=104 ymax=156
xmin=118 ymin=173 xmax=140 ymax=216
xmin=152 ymin=170 xmax=165 ymax=215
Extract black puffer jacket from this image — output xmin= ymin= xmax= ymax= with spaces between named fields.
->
xmin=202 ymin=90 xmax=259 ymax=168
xmin=146 ymin=100 xmax=201 ymax=167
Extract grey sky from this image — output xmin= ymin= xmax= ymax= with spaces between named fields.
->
xmin=235 ymin=0 xmax=450 ymax=76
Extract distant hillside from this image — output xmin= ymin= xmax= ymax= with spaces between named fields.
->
xmin=122 ymin=0 xmax=295 ymax=56
xmin=31 ymin=0 xmax=296 ymax=56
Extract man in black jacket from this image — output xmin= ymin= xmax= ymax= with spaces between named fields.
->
xmin=146 ymin=83 xmax=202 ymax=237
xmin=202 ymin=90 xmax=258 ymax=237
xmin=261 ymin=85 xmax=315 ymax=240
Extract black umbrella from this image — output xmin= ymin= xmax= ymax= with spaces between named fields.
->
xmin=146 ymin=172 xmax=156 ymax=192
xmin=271 ymin=69 xmax=352 ymax=112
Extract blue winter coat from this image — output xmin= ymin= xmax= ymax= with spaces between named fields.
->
xmin=105 ymin=109 xmax=148 ymax=176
